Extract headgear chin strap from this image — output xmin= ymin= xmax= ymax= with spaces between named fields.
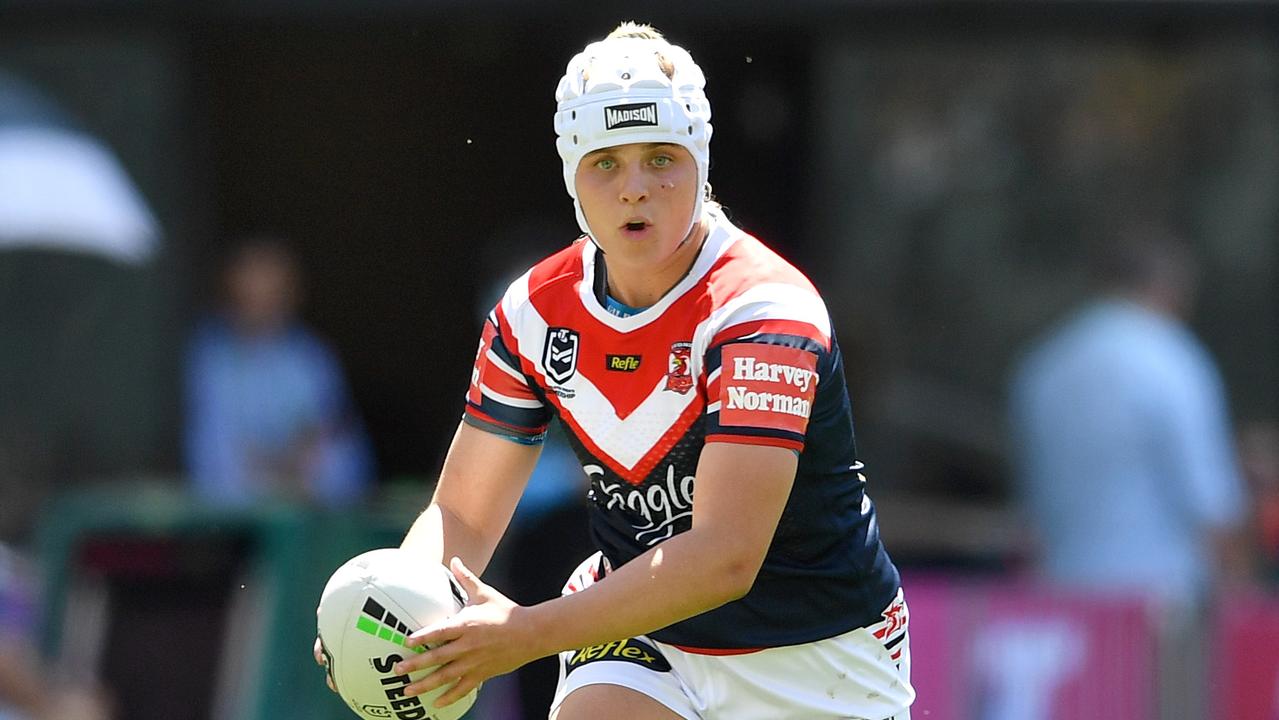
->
xmin=554 ymin=36 xmax=713 ymax=243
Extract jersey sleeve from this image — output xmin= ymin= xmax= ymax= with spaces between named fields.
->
xmin=702 ymin=291 xmax=833 ymax=453
xmin=462 ymin=309 xmax=552 ymax=443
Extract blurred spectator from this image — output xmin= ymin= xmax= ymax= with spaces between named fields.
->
xmin=1239 ymin=420 xmax=1279 ymax=582
xmin=184 ymin=236 xmax=374 ymax=507
xmin=1008 ymin=224 xmax=1249 ymax=720
xmin=0 ymin=545 xmax=112 ymax=720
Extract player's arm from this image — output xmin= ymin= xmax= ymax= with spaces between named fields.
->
xmin=401 ymin=441 xmax=797 ymax=705
xmin=528 ymin=440 xmax=796 ymax=644
xmin=313 ymin=420 xmax=540 ymax=690
xmin=315 ymin=305 xmax=548 ymax=688
xmin=402 ymin=304 xmax=551 ymax=574
xmin=400 ymin=420 xmax=541 ymax=575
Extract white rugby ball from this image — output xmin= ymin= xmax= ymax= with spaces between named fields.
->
xmin=317 ymin=548 xmax=478 ymax=720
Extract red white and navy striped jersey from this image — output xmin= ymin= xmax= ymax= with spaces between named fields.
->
xmin=464 ymin=212 xmax=900 ymax=650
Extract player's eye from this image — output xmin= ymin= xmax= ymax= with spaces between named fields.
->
xmin=650 ymin=155 xmax=673 ymax=168
xmin=594 ymin=157 xmax=617 ymax=170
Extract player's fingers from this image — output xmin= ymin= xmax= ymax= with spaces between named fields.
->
xmin=406 ymin=620 xmax=463 ymax=648
xmin=391 ymin=649 xmax=430 ymax=675
xmin=404 ymin=661 xmax=465 ymax=698
xmin=432 ymin=676 xmax=476 ymax=709
xmin=394 ymin=639 xmax=460 ymax=676
xmin=449 ymin=556 xmax=487 ymax=599
xmin=314 ymin=637 xmax=337 ymax=692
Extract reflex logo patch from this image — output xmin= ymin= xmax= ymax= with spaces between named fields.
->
xmin=564 ymin=638 xmax=672 ymax=675
xmin=354 ymin=597 xmax=424 ymax=654
xmin=719 ymin=344 xmax=818 ymax=434
xmin=604 ymin=102 xmax=659 ymax=130
xmin=606 ymin=354 xmax=642 ymax=372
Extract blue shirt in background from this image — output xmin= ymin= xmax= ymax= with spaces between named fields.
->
xmin=1010 ymin=299 xmax=1246 ymax=606
xmin=184 ymin=318 xmax=374 ymax=507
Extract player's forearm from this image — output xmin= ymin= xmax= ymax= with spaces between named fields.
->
xmin=400 ymin=503 xmax=499 ymax=577
xmin=399 ymin=422 xmax=538 ymax=576
xmin=520 ymin=527 xmax=757 ymax=657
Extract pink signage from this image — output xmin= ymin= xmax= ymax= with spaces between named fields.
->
xmin=904 ymin=573 xmax=1157 ymax=720
xmin=1214 ymin=593 xmax=1279 ymax=720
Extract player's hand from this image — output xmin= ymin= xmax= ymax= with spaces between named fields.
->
xmin=313 ymin=636 xmax=336 ymax=692
xmin=398 ymin=557 xmax=545 ymax=708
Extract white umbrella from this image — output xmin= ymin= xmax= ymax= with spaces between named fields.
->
xmin=0 ymin=71 xmax=158 ymax=264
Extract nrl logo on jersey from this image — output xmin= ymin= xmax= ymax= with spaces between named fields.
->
xmin=543 ymin=327 xmax=580 ymax=385
xmin=604 ymin=102 xmax=659 ymax=130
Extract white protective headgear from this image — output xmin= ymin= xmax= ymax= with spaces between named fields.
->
xmin=554 ymin=36 xmax=713 ymax=242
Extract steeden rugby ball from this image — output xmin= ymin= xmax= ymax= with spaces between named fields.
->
xmin=317 ymin=548 xmax=477 ymax=720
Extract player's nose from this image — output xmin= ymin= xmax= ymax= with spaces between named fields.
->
xmin=617 ymin=164 xmax=650 ymax=204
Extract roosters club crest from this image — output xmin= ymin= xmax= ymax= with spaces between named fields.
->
xmin=543 ymin=327 xmax=580 ymax=384
xmin=665 ymin=341 xmax=693 ymax=394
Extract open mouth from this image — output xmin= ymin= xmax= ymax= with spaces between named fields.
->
xmin=622 ymin=220 xmax=649 ymax=233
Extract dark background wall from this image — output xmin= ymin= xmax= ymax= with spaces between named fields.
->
xmin=193 ymin=17 xmax=813 ymax=478
xmin=0 ymin=2 xmax=1275 ymax=559
xmin=1 ymin=7 xmax=818 ymax=486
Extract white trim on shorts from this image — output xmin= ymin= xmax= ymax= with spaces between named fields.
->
xmin=550 ymin=552 xmax=915 ymax=720
xmin=552 ymin=634 xmax=700 ymax=719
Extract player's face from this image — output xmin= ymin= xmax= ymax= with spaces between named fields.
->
xmin=575 ymin=142 xmax=699 ymax=266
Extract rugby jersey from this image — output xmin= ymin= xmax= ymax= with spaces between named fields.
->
xmin=464 ymin=211 xmax=900 ymax=649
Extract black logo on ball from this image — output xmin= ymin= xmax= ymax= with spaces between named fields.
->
xmin=543 ymin=328 xmax=580 ymax=384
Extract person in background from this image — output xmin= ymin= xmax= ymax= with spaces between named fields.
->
xmin=184 ymin=236 xmax=374 ymax=508
xmin=1009 ymin=223 xmax=1250 ymax=720
xmin=0 ymin=545 xmax=112 ymax=720
xmin=1239 ymin=420 xmax=1279 ymax=583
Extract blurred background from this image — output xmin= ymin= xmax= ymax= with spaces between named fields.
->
xmin=0 ymin=1 xmax=1277 ymax=719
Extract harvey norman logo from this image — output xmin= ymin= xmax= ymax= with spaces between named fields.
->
xmin=731 ymin=356 xmax=816 ymax=393
xmin=726 ymin=372 xmax=812 ymax=418
xmin=719 ymin=345 xmax=819 ymax=433
xmin=605 ymin=102 xmax=659 ymax=130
